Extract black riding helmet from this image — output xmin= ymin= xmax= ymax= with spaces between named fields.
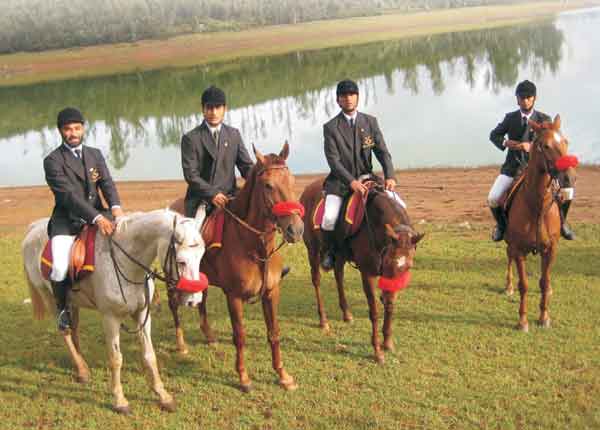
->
xmin=201 ymin=86 xmax=227 ymax=107
xmin=515 ymin=80 xmax=536 ymax=98
xmin=336 ymin=79 xmax=359 ymax=96
xmin=57 ymin=107 xmax=85 ymax=129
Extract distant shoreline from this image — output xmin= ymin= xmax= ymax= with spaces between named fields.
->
xmin=1 ymin=0 xmax=599 ymax=87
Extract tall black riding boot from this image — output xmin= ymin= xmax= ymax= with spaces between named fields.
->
xmin=320 ymin=230 xmax=337 ymax=271
xmin=559 ymin=200 xmax=575 ymax=240
xmin=490 ymin=206 xmax=507 ymax=242
xmin=51 ymin=280 xmax=72 ymax=331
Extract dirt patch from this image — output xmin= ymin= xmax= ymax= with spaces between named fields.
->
xmin=1 ymin=166 xmax=598 ymax=234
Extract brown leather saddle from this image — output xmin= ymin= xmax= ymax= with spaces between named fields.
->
xmin=201 ymin=209 xmax=225 ymax=251
xmin=41 ymin=225 xmax=98 ymax=282
xmin=503 ymin=171 xmax=527 ymax=214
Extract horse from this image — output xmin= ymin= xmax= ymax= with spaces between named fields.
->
xmin=503 ymin=114 xmax=578 ymax=331
xmin=168 ymin=142 xmax=305 ymax=392
xmin=22 ymin=209 xmax=206 ymax=413
xmin=300 ymin=178 xmax=424 ymax=364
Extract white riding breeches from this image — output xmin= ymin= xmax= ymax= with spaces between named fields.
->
xmin=321 ymin=191 xmax=407 ymax=231
xmin=488 ymin=174 xmax=574 ymax=208
xmin=488 ymin=174 xmax=515 ymax=208
xmin=321 ymin=194 xmax=343 ymax=231
xmin=50 ymin=235 xmax=76 ymax=282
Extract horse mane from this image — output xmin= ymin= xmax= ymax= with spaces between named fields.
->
xmin=370 ymin=190 xmax=412 ymax=230
xmin=229 ymin=154 xmax=286 ymax=218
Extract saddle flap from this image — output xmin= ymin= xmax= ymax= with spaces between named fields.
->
xmin=201 ymin=209 xmax=225 ymax=250
xmin=40 ymin=225 xmax=97 ymax=282
xmin=503 ymin=172 xmax=527 ymax=213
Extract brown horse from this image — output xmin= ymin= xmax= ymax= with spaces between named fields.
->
xmin=169 ymin=143 xmax=304 ymax=391
xmin=300 ymin=178 xmax=424 ymax=364
xmin=503 ymin=115 xmax=577 ymax=332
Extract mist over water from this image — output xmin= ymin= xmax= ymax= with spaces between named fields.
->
xmin=1 ymin=8 xmax=599 ymax=187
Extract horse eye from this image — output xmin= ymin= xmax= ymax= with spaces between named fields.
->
xmin=265 ymin=183 xmax=273 ymax=191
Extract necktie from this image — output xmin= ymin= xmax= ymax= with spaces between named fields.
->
xmin=213 ymin=130 xmax=219 ymax=145
xmin=349 ymin=118 xmax=355 ymax=129
xmin=74 ymin=149 xmax=82 ymax=159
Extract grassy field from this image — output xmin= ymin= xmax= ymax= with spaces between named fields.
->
xmin=0 ymin=222 xmax=598 ymax=429
xmin=1 ymin=0 xmax=598 ymax=87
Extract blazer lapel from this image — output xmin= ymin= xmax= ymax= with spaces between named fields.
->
xmin=200 ymin=123 xmax=218 ymax=160
xmin=336 ymin=112 xmax=354 ymax=149
xmin=61 ymin=145 xmax=86 ymax=181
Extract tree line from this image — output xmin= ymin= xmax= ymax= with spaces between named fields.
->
xmin=1 ymin=0 xmax=510 ymax=54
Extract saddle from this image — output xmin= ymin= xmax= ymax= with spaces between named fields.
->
xmin=503 ymin=171 xmax=527 ymax=214
xmin=201 ymin=209 xmax=225 ymax=251
xmin=312 ymin=177 xmax=383 ymax=239
xmin=41 ymin=225 xmax=98 ymax=282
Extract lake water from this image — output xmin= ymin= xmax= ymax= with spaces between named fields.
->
xmin=1 ymin=7 xmax=599 ymax=187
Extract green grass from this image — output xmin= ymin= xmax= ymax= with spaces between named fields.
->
xmin=1 ymin=223 xmax=599 ymax=429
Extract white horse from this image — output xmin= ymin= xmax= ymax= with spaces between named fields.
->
xmin=21 ymin=209 xmax=206 ymax=414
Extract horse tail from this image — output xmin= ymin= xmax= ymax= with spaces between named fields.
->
xmin=25 ymin=270 xmax=47 ymax=320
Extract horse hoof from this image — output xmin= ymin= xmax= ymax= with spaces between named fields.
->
xmin=375 ymin=354 xmax=385 ymax=365
xmin=516 ymin=323 xmax=529 ymax=333
xmin=280 ymin=379 xmax=299 ymax=391
xmin=383 ymin=342 xmax=395 ymax=353
xmin=75 ymin=373 xmax=90 ymax=384
xmin=240 ymin=382 xmax=253 ymax=393
xmin=538 ymin=319 xmax=551 ymax=329
xmin=113 ymin=405 xmax=131 ymax=415
xmin=320 ymin=322 xmax=331 ymax=333
xmin=343 ymin=313 xmax=353 ymax=323
xmin=505 ymin=289 xmax=514 ymax=297
xmin=177 ymin=348 xmax=189 ymax=356
xmin=159 ymin=399 xmax=177 ymax=413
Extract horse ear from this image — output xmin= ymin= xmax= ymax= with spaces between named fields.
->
xmin=279 ymin=141 xmax=290 ymax=160
xmin=529 ymin=119 xmax=542 ymax=133
xmin=411 ymin=232 xmax=425 ymax=245
xmin=385 ymin=223 xmax=398 ymax=239
xmin=253 ymin=144 xmax=266 ymax=165
xmin=194 ymin=205 xmax=206 ymax=229
xmin=553 ymin=114 xmax=561 ymax=130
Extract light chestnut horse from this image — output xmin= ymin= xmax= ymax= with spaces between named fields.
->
xmin=22 ymin=210 xmax=206 ymax=413
xmin=170 ymin=143 xmax=305 ymax=392
xmin=504 ymin=115 xmax=577 ymax=332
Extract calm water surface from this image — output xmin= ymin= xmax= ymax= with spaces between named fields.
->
xmin=1 ymin=7 xmax=599 ymax=187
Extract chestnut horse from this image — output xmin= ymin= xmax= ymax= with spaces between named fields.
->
xmin=503 ymin=115 xmax=577 ymax=332
xmin=300 ymin=179 xmax=424 ymax=364
xmin=170 ymin=143 xmax=304 ymax=391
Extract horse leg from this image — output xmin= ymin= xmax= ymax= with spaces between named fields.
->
xmin=334 ymin=259 xmax=353 ymax=323
xmin=102 ymin=315 xmax=130 ymax=414
xmin=167 ymin=290 xmax=188 ymax=355
xmin=261 ymin=286 xmax=298 ymax=391
xmin=539 ymin=245 xmax=557 ymax=328
xmin=198 ymin=290 xmax=216 ymax=344
xmin=514 ymin=255 xmax=530 ymax=332
xmin=505 ymin=250 xmax=514 ymax=296
xmin=135 ymin=309 xmax=176 ymax=412
xmin=66 ymin=306 xmax=90 ymax=383
xmin=226 ymin=293 xmax=251 ymax=392
xmin=381 ymin=290 xmax=399 ymax=352
xmin=309 ymin=251 xmax=330 ymax=332
xmin=361 ymin=272 xmax=384 ymax=364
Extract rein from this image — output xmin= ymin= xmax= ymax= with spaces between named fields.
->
xmin=222 ymin=163 xmax=298 ymax=304
xmin=107 ymin=217 xmax=182 ymax=333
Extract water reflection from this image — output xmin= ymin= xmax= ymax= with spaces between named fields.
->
xmin=2 ymin=12 xmax=598 ymax=186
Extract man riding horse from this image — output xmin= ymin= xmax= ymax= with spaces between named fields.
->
xmin=320 ymin=79 xmax=405 ymax=270
xmin=181 ymin=85 xmax=254 ymax=218
xmin=44 ymin=107 xmax=124 ymax=331
xmin=488 ymin=80 xmax=576 ymax=242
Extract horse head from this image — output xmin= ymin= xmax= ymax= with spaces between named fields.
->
xmin=368 ymin=192 xmax=424 ymax=279
xmin=252 ymin=142 xmax=305 ymax=243
xmin=529 ymin=115 xmax=578 ymax=186
xmin=161 ymin=212 xmax=207 ymax=306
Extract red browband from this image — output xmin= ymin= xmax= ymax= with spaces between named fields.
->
xmin=176 ymin=273 xmax=209 ymax=293
xmin=272 ymin=201 xmax=305 ymax=218
xmin=555 ymin=155 xmax=579 ymax=171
